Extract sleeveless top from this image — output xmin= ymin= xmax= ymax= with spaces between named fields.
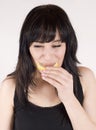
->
xmin=13 ymin=77 xmax=84 ymax=130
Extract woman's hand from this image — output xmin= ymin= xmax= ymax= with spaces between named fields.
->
xmin=41 ymin=67 xmax=75 ymax=102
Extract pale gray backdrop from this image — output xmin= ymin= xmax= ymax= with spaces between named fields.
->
xmin=0 ymin=0 xmax=96 ymax=82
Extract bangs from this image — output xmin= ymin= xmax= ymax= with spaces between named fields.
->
xmin=26 ymin=13 xmax=68 ymax=45
xmin=32 ymin=14 xmax=57 ymax=43
xmin=25 ymin=4 xmax=71 ymax=46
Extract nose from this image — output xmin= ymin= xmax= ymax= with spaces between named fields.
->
xmin=44 ymin=54 xmax=52 ymax=61
xmin=43 ymin=47 xmax=54 ymax=61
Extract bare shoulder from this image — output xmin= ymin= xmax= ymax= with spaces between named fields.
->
xmin=78 ymin=66 xmax=96 ymax=94
xmin=0 ymin=76 xmax=16 ymax=107
xmin=78 ymin=66 xmax=96 ymax=81
xmin=0 ymin=77 xmax=16 ymax=129
xmin=77 ymin=67 xmax=96 ymax=124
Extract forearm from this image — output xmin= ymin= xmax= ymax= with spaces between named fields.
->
xmin=63 ymin=95 xmax=96 ymax=130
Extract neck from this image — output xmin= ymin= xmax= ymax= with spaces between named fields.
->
xmin=29 ymin=71 xmax=60 ymax=102
xmin=29 ymin=79 xmax=58 ymax=100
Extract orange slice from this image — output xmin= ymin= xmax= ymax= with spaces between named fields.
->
xmin=36 ymin=62 xmax=59 ymax=71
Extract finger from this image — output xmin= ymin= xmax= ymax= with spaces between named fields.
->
xmin=45 ymin=67 xmax=71 ymax=78
xmin=42 ymin=69 xmax=68 ymax=80
xmin=41 ymin=75 xmax=61 ymax=89
xmin=41 ymin=71 xmax=66 ymax=85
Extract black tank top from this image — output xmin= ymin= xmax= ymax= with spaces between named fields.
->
xmin=13 ymin=78 xmax=84 ymax=130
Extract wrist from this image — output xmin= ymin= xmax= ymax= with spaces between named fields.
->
xmin=62 ymin=94 xmax=77 ymax=105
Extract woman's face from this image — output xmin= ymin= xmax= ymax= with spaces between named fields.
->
xmin=29 ymin=32 xmax=66 ymax=68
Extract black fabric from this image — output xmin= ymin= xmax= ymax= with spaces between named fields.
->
xmin=13 ymin=77 xmax=84 ymax=130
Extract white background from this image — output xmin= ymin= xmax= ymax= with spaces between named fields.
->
xmin=0 ymin=0 xmax=96 ymax=82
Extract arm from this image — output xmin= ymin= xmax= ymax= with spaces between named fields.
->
xmin=62 ymin=67 xmax=96 ymax=130
xmin=0 ymin=78 xmax=15 ymax=130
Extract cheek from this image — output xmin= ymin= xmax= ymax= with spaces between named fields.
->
xmin=56 ymin=48 xmax=66 ymax=59
xmin=56 ymin=52 xmax=65 ymax=62
xmin=55 ymin=47 xmax=66 ymax=65
xmin=29 ymin=48 xmax=42 ymax=61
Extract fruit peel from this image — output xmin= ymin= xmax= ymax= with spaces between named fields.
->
xmin=36 ymin=62 xmax=59 ymax=71
xmin=36 ymin=62 xmax=45 ymax=71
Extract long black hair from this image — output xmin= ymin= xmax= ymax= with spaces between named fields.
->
xmin=9 ymin=4 xmax=81 ymax=104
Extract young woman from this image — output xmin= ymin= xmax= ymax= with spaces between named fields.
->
xmin=0 ymin=4 xmax=96 ymax=130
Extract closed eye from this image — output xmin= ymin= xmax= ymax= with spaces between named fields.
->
xmin=52 ymin=45 xmax=61 ymax=48
xmin=33 ymin=45 xmax=44 ymax=48
xmin=33 ymin=45 xmax=61 ymax=48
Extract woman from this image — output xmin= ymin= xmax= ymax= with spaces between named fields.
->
xmin=0 ymin=4 xmax=96 ymax=130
